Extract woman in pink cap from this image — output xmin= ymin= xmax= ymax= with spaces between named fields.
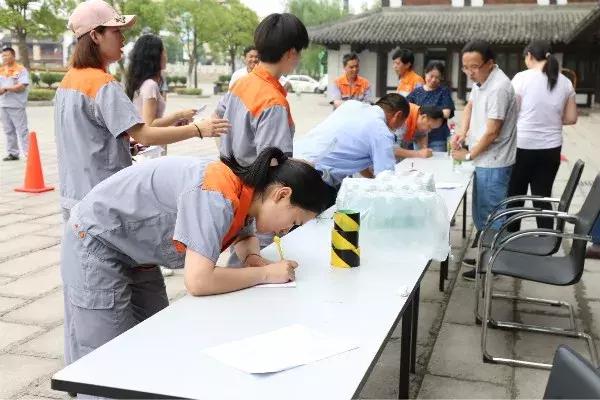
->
xmin=55 ymin=0 xmax=230 ymax=371
xmin=55 ymin=0 xmax=230 ymax=221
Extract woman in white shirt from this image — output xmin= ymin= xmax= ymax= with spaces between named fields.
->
xmin=507 ymin=40 xmax=578 ymax=230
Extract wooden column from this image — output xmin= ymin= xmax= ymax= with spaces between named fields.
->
xmin=376 ymin=48 xmax=388 ymax=98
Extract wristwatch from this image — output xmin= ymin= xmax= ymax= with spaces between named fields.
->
xmin=465 ymin=152 xmax=471 ymax=161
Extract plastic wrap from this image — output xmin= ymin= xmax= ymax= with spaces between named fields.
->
xmin=335 ymin=171 xmax=450 ymax=261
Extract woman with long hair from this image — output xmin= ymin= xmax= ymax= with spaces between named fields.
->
xmin=507 ymin=40 xmax=578 ymax=230
xmin=126 ymin=34 xmax=197 ymax=145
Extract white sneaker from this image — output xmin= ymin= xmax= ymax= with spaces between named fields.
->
xmin=160 ymin=266 xmax=174 ymax=277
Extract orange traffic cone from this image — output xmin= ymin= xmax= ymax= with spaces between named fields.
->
xmin=14 ymin=132 xmax=54 ymax=193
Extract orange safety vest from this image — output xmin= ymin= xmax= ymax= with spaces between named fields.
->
xmin=397 ymin=70 xmax=425 ymax=95
xmin=334 ymin=74 xmax=370 ymax=99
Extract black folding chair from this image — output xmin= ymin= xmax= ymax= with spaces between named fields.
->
xmin=473 ymin=160 xmax=585 ymax=325
xmin=544 ymin=345 xmax=600 ymax=399
xmin=480 ymin=172 xmax=600 ymax=369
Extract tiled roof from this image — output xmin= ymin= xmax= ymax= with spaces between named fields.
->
xmin=310 ymin=4 xmax=600 ymax=46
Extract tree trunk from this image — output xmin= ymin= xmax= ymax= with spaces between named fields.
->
xmin=15 ymin=29 xmax=30 ymax=70
xmin=193 ymin=30 xmax=198 ymax=89
xmin=230 ymin=47 xmax=236 ymax=75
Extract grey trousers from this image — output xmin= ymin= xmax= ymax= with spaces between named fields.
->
xmin=0 ymin=107 xmax=28 ymax=157
xmin=61 ymin=221 xmax=168 ymax=372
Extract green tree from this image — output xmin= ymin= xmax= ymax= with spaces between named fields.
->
xmin=286 ymin=0 xmax=347 ymax=77
xmin=0 ymin=0 xmax=75 ymax=69
xmin=212 ymin=0 xmax=258 ymax=75
xmin=163 ymin=34 xmax=184 ymax=63
xmin=164 ymin=0 xmax=220 ymax=88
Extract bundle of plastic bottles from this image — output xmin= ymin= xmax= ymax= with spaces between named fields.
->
xmin=335 ymin=170 xmax=449 ymax=261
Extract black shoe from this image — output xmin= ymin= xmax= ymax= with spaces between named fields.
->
xmin=462 ymin=268 xmax=477 ymax=281
xmin=462 ymin=258 xmax=476 ymax=268
xmin=2 ymin=154 xmax=19 ymax=161
xmin=68 ymin=392 xmax=77 ymax=398
xmin=470 ymin=230 xmax=481 ymax=248
xmin=586 ymin=245 xmax=600 ymax=260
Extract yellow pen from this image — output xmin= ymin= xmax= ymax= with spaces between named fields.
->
xmin=273 ymin=235 xmax=284 ymax=260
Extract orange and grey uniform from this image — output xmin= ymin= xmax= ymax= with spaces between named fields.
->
xmin=394 ymin=103 xmax=426 ymax=153
xmin=54 ymin=68 xmax=142 ymax=220
xmin=61 ymin=156 xmax=256 ymax=365
xmin=0 ymin=62 xmax=29 ymax=157
xmin=328 ymin=74 xmax=372 ymax=104
xmin=216 ymin=64 xmax=294 ymax=166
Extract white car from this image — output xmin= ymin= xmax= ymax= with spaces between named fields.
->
xmin=317 ymin=74 xmax=328 ymax=93
xmin=287 ymin=75 xmax=320 ymax=93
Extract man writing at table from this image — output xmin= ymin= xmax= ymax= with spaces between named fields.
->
xmin=451 ymin=40 xmax=518 ymax=281
xmin=295 ymin=94 xmax=443 ymax=192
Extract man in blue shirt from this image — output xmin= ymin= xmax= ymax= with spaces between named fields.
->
xmin=294 ymin=93 xmax=410 ymax=188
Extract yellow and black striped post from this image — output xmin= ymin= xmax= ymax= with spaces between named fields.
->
xmin=331 ymin=210 xmax=360 ymax=268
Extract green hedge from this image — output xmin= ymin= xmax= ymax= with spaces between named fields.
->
xmin=39 ymin=72 xmax=65 ymax=88
xmin=30 ymin=72 xmax=40 ymax=86
xmin=175 ymin=88 xmax=202 ymax=96
xmin=166 ymin=76 xmax=188 ymax=86
xmin=28 ymin=88 xmax=55 ymax=101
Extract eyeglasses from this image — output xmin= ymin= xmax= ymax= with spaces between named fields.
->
xmin=461 ymin=62 xmax=486 ymax=72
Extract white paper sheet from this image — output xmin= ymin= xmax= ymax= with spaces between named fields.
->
xmin=203 ymin=324 xmax=358 ymax=374
xmin=254 ymin=281 xmax=297 ymax=288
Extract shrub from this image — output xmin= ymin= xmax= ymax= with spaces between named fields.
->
xmin=217 ymin=74 xmax=231 ymax=83
xmin=175 ymin=88 xmax=202 ymax=96
xmin=39 ymin=72 xmax=65 ymax=88
xmin=28 ymin=88 xmax=55 ymax=101
xmin=30 ymin=72 xmax=40 ymax=86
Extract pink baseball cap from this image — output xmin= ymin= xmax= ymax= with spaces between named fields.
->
xmin=68 ymin=0 xmax=136 ymax=39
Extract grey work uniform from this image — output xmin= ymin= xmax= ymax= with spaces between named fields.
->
xmin=0 ymin=62 xmax=29 ymax=157
xmin=54 ymin=67 xmax=142 ymax=221
xmin=62 ymin=156 xmax=256 ymax=367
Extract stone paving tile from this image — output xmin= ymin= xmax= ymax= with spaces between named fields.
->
xmin=26 ymin=378 xmax=70 ymax=400
xmin=517 ymin=281 xmax=578 ymax=313
xmin=0 ymin=222 xmax=52 ymax=242
xmin=0 ymin=235 xmax=60 ymax=261
xmin=0 ymin=296 xmax=27 ymax=314
xmin=0 ymin=247 xmax=60 ymax=277
xmin=0 ymin=354 xmax=62 ymax=399
xmin=418 ymin=374 xmax=510 ymax=399
xmin=514 ymin=330 xmax=592 ymax=365
xmin=445 ymin=284 xmax=514 ymax=326
xmin=0 ymin=213 xmax=39 ymax=227
xmin=359 ymin=338 xmax=401 ymax=399
xmin=428 ymin=323 xmax=513 ymax=386
xmin=4 ymin=290 xmax=64 ymax=326
xmin=20 ymin=325 xmax=64 ymax=359
xmin=30 ymin=214 xmax=63 ymax=226
xmin=0 ymin=265 xmax=61 ymax=298
xmin=0 ymin=320 xmax=44 ymax=351
xmin=513 ymin=368 xmax=550 ymax=399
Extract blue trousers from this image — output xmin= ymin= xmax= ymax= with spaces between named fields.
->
xmin=472 ymin=165 xmax=513 ymax=231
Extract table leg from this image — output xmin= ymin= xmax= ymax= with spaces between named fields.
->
xmin=439 ymin=258 xmax=448 ymax=292
xmin=399 ymin=296 xmax=413 ymax=399
xmin=410 ymin=285 xmax=420 ymax=373
xmin=462 ymin=192 xmax=467 ymax=239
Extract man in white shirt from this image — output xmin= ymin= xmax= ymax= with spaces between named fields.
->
xmin=228 ymin=45 xmax=259 ymax=89
xmin=451 ymin=40 xmax=518 ymax=281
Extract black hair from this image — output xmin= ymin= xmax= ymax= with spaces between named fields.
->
xmin=462 ymin=40 xmax=495 ymax=63
xmin=125 ymin=34 xmax=164 ymax=100
xmin=254 ymin=13 xmax=309 ymax=63
xmin=524 ymin=40 xmax=559 ymax=91
xmin=424 ymin=61 xmax=445 ymax=78
xmin=342 ymin=52 xmax=359 ymax=67
xmin=419 ymin=105 xmax=445 ymax=120
xmin=243 ymin=45 xmax=257 ymax=56
xmin=376 ymin=93 xmax=410 ymax=118
xmin=392 ymin=49 xmax=415 ymax=68
xmin=221 ymin=147 xmax=333 ymax=214
xmin=1 ymin=47 xmax=15 ymax=56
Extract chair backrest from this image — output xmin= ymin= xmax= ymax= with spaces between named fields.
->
xmin=570 ymin=172 xmax=600 ymax=275
xmin=544 ymin=345 xmax=600 ymax=399
xmin=557 ymin=160 xmax=585 ymax=216
xmin=546 ymin=160 xmax=586 ymax=255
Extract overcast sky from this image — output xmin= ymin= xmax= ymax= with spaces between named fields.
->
xmin=239 ymin=0 xmax=376 ymax=18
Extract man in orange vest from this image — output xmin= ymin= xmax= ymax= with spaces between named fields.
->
xmin=393 ymin=48 xmax=425 ymax=97
xmin=329 ymin=52 xmax=372 ymax=109
xmin=0 ymin=47 xmax=30 ymax=161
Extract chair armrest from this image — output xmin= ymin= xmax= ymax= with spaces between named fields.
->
xmin=486 ymin=195 xmax=560 ymax=225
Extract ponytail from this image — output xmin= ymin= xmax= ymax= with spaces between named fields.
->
xmin=543 ymin=54 xmax=559 ymax=91
xmin=220 ymin=147 xmax=334 ymax=214
xmin=524 ymin=40 xmax=559 ymax=91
